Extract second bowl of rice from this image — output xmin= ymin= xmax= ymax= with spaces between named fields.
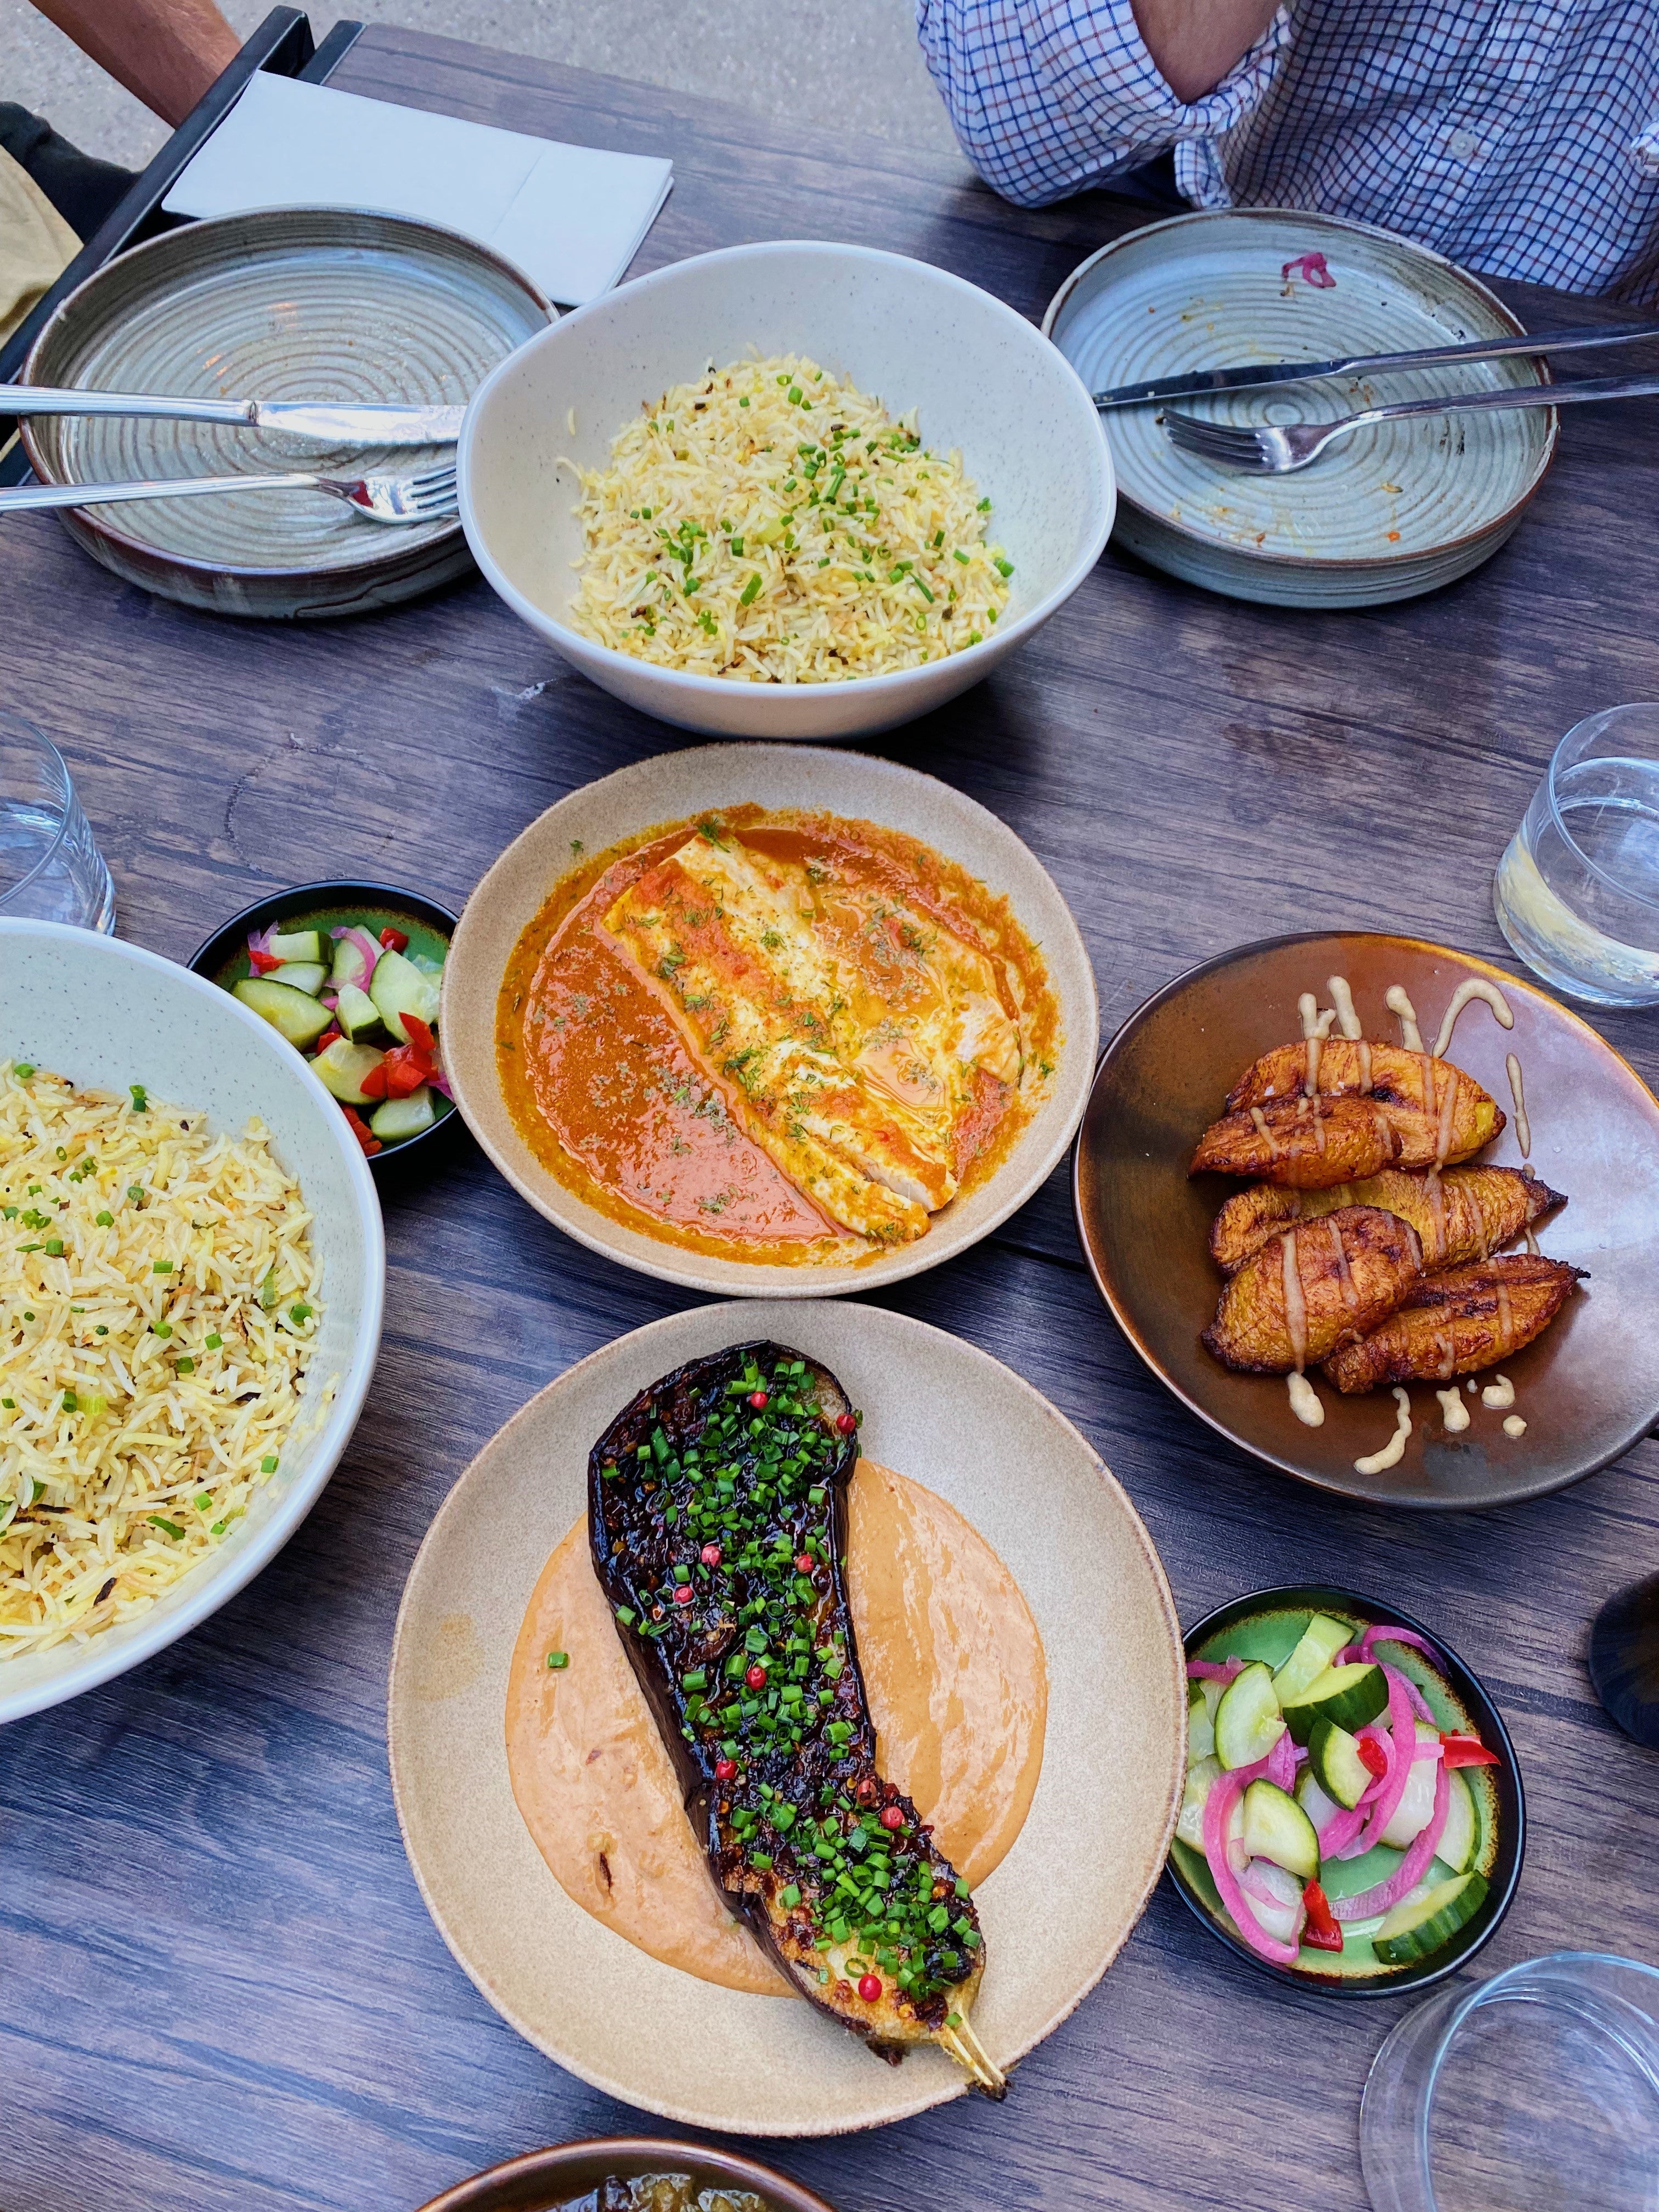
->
xmin=458 ymin=241 xmax=1115 ymax=741
xmin=0 ymin=921 xmax=383 ymax=1724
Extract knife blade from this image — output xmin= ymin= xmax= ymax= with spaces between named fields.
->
xmin=1092 ymin=320 xmax=1659 ymax=410
xmin=0 ymin=387 xmax=467 ymax=445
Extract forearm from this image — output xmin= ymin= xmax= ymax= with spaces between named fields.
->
xmin=29 ymin=0 xmax=241 ymax=126
xmin=1129 ymin=0 xmax=1283 ymax=101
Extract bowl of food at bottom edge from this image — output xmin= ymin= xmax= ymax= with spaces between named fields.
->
xmin=0 ymin=921 xmax=385 ymax=1724
xmin=190 ymin=881 xmax=461 ymax=1177
xmin=457 ymin=239 xmax=1116 ymax=741
xmin=1170 ymin=1585 xmax=1523 ymax=1995
xmin=415 ymin=2139 xmax=839 ymax=2212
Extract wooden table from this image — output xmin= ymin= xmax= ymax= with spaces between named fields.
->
xmin=4 ymin=26 xmax=1657 ymax=2212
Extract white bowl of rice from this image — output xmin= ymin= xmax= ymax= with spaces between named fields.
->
xmin=458 ymin=240 xmax=1115 ymax=740
xmin=0 ymin=921 xmax=384 ymax=1723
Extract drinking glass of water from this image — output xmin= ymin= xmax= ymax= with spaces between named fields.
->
xmin=0 ymin=713 xmax=115 ymax=932
xmin=1493 ymin=703 xmax=1659 ymax=1008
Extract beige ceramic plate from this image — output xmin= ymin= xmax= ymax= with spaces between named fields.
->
xmin=1043 ymin=210 xmax=1554 ymax=608
xmin=441 ymin=745 xmax=1098 ymax=1295
xmin=21 ymin=207 xmax=550 ymax=619
xmin=388 ymin=1299 xmax=1184 ymax=2134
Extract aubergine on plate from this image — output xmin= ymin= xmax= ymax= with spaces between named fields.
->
xmin=588 ymin=1339 xmax=1003 ymax=2095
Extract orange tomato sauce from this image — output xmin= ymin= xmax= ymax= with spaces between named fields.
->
xmin=495 ymin=805 xmax=1060 ymax=1267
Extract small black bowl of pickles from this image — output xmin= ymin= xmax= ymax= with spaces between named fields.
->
xmin=191 ymin=881 xmax=460 ymax=1177
xmin=1167 ymin=1584 xmax=1525 ymax=1997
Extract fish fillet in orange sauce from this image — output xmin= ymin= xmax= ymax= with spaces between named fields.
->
xmin=496 ymin=806 xmax=1060 ymax=1267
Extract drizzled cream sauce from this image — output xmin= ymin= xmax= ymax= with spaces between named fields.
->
xmin=1355 ymin=1386 xmax=1413 ymax=1475
xmin=1481 ymin=1373 xmax=1516 ymax=1410
xmin=504 ymin=1460 xmax=1047 ymax=1997
xmin=1436 ymin=1387 xmax=1471 ymax=1434
xmin=1503 ymin=1414 xmax=1528 ymax=1438
xmin=1506 ymin=1052 xmax=1532 ymax=1157
xmin=1286 ymin=1373 xmax=1325 ymax=1426
xmin=1250 ymin=1104 xmax=1281 ymax=1159
xmin=1326 ymin=975 xmax=1362 ymax=1041
xmin=1431 ymin=978 xmax=1514 ymax=1059
xmin=1297 ymin=992 xmax=1337 ymax=1094
xmin=1282 ymin=1227 xmax=1308 ymax=1373
xmin=1385 ymin=985 xmax=1424 ymax=1053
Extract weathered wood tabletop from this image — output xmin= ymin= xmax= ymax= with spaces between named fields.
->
xmin=4 ymin=24 xmax=1657 ymax=2212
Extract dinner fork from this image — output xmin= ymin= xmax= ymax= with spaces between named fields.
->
xmin=1162 ymin=369 xmax=1659 ymax=473
xmin=0 ymin=461 xmax=459 ymax=522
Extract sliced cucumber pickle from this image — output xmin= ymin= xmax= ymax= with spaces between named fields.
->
xmin=1188 ymin=1678 xmax=1222 ymax=1764
xmin=1436 ymin=1768 xmax=1478 ymax=1875
xmin=370 ymin=1086 xmax=437 ymax=1141
xmin=1272 ymin=1612 xmax=1354 ymax=1706
xmin=1239 ymin=1778 xmax=1319 ymax=1880
xmin=335 ymin=980 xmax=390 ymax=1045
xmin=1308 ymin=1715 xmax=1374 ymax=1810
xmin=267 ymin=928 xmax=323 ymax=963
xmin=1281 ymin=1660 xmax=1388 ymax=1745
xmin=1372 ymin=1870 xmax=1488 ymax=1965
xmin=1214 ymin=1661 xmax=1286 ymax=1770
xmin=312 ymin=1038 xmax=386 ymax=1106
xmin=268 ymin=961 xmax=327 ymax=997
xmin=234 ymin=977 xmax=335 ymax=1049
xmin=370 ymin=947 xmax=441 ymax=1045
xmin=1177 ymin=1755 xmax=1219 ymax=1848
xmin=1380 ymin=1723 xmax=1442 ymax=1848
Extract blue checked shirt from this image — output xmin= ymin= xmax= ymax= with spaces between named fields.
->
xmin=917 ymin=0 xmax=1659 ymax=303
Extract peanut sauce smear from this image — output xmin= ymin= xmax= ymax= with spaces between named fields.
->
xmin=505 ymin=1459 xmax=1048 ymax=1996
xmin=495 ymin=805 xmax=1062 ymax=1266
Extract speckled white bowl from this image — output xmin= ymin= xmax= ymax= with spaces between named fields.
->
xmin=458 ymin=241 xmax=1115 ymax=740
xmin=0 ymin=922 xmax=385 ymax=1724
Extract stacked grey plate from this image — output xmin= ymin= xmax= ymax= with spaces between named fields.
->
xmin=21 ymin=207 xmax=550 ymax=619
xmin=1044 ymin=208 xmax=1556 ymax=608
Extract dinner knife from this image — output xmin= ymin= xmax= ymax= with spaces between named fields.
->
xmin=1093 ymin=320 xmax=1659 ymax=410
xmin=0 ymin=386 xmax=467 ymax=445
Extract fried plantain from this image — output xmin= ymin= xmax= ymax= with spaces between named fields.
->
xmin=1192 ymin=1079 xmax=1503 ymax=1187
xmin=1203 ymin=1205 xmax=1425 ymax=1374
xmin=1322 ymin=1254 xmax=1584 ymax=1393
xmin=1209 ymin=1166 xmax=1566 ymax=1275
xmin=1227 ymin=1038 xmax=1494 ymax=1117
xmin=1192 ymin=1093 xmax=1404 ymax=1187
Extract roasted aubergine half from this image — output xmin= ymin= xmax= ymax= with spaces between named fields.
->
xmin=589 ymin=1339 xmax=1004 ymax=2094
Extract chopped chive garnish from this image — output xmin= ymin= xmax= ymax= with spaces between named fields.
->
xmin=546 ymin=1651 xmax=569 ymax=1670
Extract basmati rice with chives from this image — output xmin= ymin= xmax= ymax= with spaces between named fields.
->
xmin=0 ymin=1062 xmax=321 ymax=1657
xmin=567 ymin=353 xmax=1013 ymax=683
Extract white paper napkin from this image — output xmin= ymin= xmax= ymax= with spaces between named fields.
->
xmin=163 ymin=74 xmax=673 ymax=306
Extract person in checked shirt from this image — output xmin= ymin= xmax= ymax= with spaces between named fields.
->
xmin=917 ymin=0 xmax=1659 ymax=303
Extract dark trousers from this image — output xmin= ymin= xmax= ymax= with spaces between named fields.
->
xmin=0 ymin=102 xmax=135 ymax=243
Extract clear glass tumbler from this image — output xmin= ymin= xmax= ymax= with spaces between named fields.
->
xmin=1493 ymin=703 xmax=1659 ymax=1007
xmin=1361 ymin=1951 xmax=1659 ymax=2212
xmin=0 ymin=712 xmax=116 ymax=932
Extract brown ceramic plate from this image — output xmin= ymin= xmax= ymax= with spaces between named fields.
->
xmin=1073 ymin=930 xmax=1659 ymax=1509
xmin=21 ymin=207 xmax=550 ymax=619
xmin=388 ymin=1299 xmax=1184 ymax=2134
xmin=442 ymin=744 xmax=1098 ymax=1297
xmin=415 ymin=2137 xmax=839 ymax=2212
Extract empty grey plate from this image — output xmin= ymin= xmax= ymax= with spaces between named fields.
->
xmin=21 ymin=206 xmax=550 ymax=619
xmin=1043 ymin=209 xmax=1556 ymax=608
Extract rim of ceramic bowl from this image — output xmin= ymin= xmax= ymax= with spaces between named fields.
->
xmin=1167 ymin=1583 xmax=1526 ymax=1998
xmin=414 ymin=2138 xmax=840 ymax=2212
xmin=19 ymin=205 xmax=551 ymax=582
xmin=0 ymin=918 xmax=386 ymax=1724
xmin=188 ymin=878 xmax=464 ymax=1177
xmin=457 ymin=236 xmax=1115 ymax=698
xmin=1041 ymin=207 xmax=1558 ymax=573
